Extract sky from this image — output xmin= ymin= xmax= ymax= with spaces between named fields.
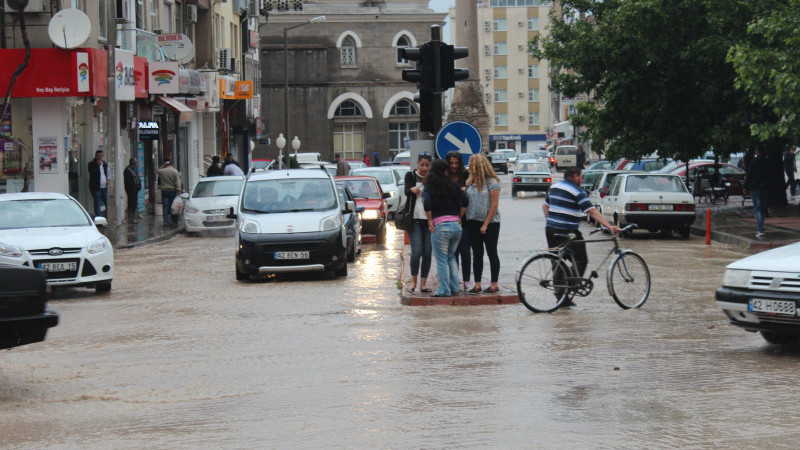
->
xmin=429 ymin=0 xmax=455 ymax=42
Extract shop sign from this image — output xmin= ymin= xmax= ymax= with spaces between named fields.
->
xmin=0 ymin=48 xmax=107 ymax=97
xmin=2 ymin=140 xmax=21 ymax=174
xmin=489 ymin=134 xmax=547 ymax=142
xmin=138 ymin=121 xmax=159 ymax=139
xmin=148 ymin=61 xmax=180 ymax=94
xmin=234 ymin=81 xmax=254 ymax=100
xmin=179 ymin=69 xmax=191 ymax=94
xmin=184 ymin=98 xmax=207 ymax=112
xmin=188 ymin=70 xmax=202 ymax=94
xmin=134 ymin=56 xmax=148 ymax=98
xmin=204 ymin=72 xmax=220 ymax=112
xmin=114 ymin=50 xmax=136 ymax=101
xmin=219 ymin=76 xmax=236 ymax=100
xmin=76 ymin=52 xmax=90 ymax=92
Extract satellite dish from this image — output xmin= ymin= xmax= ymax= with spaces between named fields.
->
xmin=48 ymin=8 xmax=91 ymax=50
xmin=157 ymin=34 xmax=195 ymax=64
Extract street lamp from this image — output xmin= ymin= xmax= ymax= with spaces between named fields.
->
xmin=292 ymin=136 xmax=301 ymax=157
xmin=283 ymin=15 xmax=326 ymax=147
xmin=276 ymin=133 xmax=286 ymax=169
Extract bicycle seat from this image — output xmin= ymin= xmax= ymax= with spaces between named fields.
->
xmin=554 ymin=232 xmax=577 ymax=241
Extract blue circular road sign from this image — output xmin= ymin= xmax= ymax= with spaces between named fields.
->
xmin=435 ymin=120 xmax=483 ymax=164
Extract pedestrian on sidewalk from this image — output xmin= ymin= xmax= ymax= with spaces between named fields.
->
xmin=404 ymin=153 xmax=433 ymax=293
xmin=446 ymin=150 xmax=472 ymax=291
xmin=745 ymin=145 xmax=770 ymax=237
xmin=784 ymin=147 xmax=797 ymax=198
xmin=424 ymin=158 xmax=468 ymax=297
xmin=87 ymin=150 xmax=108 ymax=218
xmin=464 ymin=154 xmax=501 ymax=294
xmin=157 ymin=160 xmax=182 ymax=226
xmin=123 ymin=158 xmax=141 ymax=224
xmin=207 ymin=155 xmax=223 ymax=177
xmin=335 ymin=153 xmax=350 ymax=176
xmin=223 ymin=153 xmax=244 ymax=176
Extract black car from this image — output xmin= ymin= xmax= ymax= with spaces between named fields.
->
xmin=488 ymin=152 xmax=509 ymax=174
xmin=336 ymin=185 xmax=364 ymax=262
xmin=0 ymin=266 xmax=59 ymax=350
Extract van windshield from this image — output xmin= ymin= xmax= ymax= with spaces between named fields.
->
xmin=242 ymin=178 xmax=336 ymax=213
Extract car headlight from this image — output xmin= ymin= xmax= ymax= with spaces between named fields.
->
xmin=0 ymin=242 xmax=23 ymax=258
xmin=240 ymin=218 xmax=260 ymax=234
xmin=362 ymin=209 xmax=379 ymax=220
xmin=184 ymin=202 xmax=200 ymax=214
xmin=87 ymin=237 xmax=110 ymax=254
xmin=722 ymin=269 xmax=751 ymax=288
xmin=321 ymin=213 xmax=342 ymax=231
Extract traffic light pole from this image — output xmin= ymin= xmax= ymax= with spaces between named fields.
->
xmin=430 ymin=26 xmax=443 ymax=134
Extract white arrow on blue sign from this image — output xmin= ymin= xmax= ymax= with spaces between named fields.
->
xmin=435 ymin=120 xmax=482 ymax=164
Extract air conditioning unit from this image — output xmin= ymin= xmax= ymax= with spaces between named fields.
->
xmin=115 ymin=0 xmax=129 ymax=21
xmin=519 ymin=115 xmax=525 ymax=121
xmin=518 ymin=21 xmax=524 ymax=27
xmin=248 ymin=0 xmax=258 ymax=16
xmin=185 ymin=4 xmax=198 ymax=23
xmin=230 ymin=57 xmax=237 ymax=72
xmin=484 ymin=21 xmax=490 ymax=32
xmin=218 ymin=48 xmax=231 ymax=71
xmin=484 ymin=46 xmax=490 ymax=56
xmin=4 ymin=0 xmax=44 ymax=12
xmin=518 ymin=68 xmax=524 ymax=74
xmin=518 ymin=92 xmax=524 ymax=98
xmin=518 ymin=45 xmax=524 ymax=51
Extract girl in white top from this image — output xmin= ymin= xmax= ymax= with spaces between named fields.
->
xmin=403 ymin=154 xmax=433 ymax=293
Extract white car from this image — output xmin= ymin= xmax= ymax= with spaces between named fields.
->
xmin=182 ymin=176 xmax=244 ymax=233
xmin=0 ymin=192 xmax=114 ymax=292
xmin=598 ymin=173 xmax=695 ymax=238
xmin=351 ymin=167 xmax=402 ymax=217
xmin=716 ymin=242 xmax=800 ymax=344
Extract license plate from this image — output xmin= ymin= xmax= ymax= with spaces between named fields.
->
xmin=274 ymin=251 xmax=310 ymax=260
xmin=749 ymin=298 xmax=796 ymax=315
xmin=38 ymin=262 xmax=77 ymax=272
xmin=524 ymin=177 xmax=538 ymax=182
xmin=648 ymin=204 xmax=673 ymax=211
xmin=206 ymin=215 xmax=226 ymax=222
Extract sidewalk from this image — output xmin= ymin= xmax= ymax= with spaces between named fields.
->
xmin=111 ymin=211 xmax=183 ymax=249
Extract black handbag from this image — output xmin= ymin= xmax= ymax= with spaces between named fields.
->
xmin=394 ymin=194 xmax=415 ymax=231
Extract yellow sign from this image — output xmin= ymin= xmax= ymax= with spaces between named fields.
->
xmin=234 ymin=81 xmax=254 ymax=99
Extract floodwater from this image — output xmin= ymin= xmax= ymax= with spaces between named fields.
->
xmin=3 ymin=178 xmax=800 ymax=449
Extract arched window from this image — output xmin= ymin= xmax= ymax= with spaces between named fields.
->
xmin=396 ymin=35 xmax=410 ymax=65
xmin=389 ymin=100 xmax=418 ymax=151
xmin=335 ymin=100 xmax=362 ymax=117
xmin=334 ymin=100 xmax=365 ymax=159
xmin=341 ymin=36 xmax=356 ymax=66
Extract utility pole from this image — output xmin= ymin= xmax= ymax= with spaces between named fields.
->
xmin=105 ymin=0 xmax=118 ymax=244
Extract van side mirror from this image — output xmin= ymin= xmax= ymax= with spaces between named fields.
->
xmin=343 ymin=200 xmax=356 ymax=214
xmin=180 ymin=192 xmax=189 ymax=200
xmin=382 ymin=192 xmax=391 ymax=199
xmin=94 ymin=217 xmax=108 ymax=227
xmin=226 ymin=206 xmax=237 ymax=219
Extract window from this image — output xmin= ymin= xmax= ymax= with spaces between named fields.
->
xmin=494 ymin=90 xmax=507 ymax=102
xmin=528 ymin=17 xmax=539 ymax=31
xmin=528 ymin=112 xmax=540 ymax=126
xmin=528 ymin=64 xmax=539 ymax=78
xmin=333 ymin=124 xmax=364 ymax=160
xmin=493 ymin=18 xmax=507 ymax=31
xmin=150 ymin=0 xmax=158 ymax=30
xmin=335 ymin=100 xmax=363 ymax=117
xmin=163 ymin=1 xmax=172 ymax=33
xmin=494 ymin=66 xmax=507 ymax=79
xmin=485 ymin=93 xmax=491 ymax=103
xmin=341 ymin=36 xmax=356 ymax=66
xmin=493 ymin=42 xmax=507 ymax=55
xmin=491 ymin=0 xmax=553 ymax=5
xmin=494 ymin=114 xmax=508 ymax=126
xmin=389 ymin=122 xmax=418 ymax=151
xmin=528 ymin=88 xmax=539 ymax=102
xmin=136 ymin=0 xmax=145 ymax=29
xmin=396 ymin=36 xmax=410 ymax=65
xmin=391 ymin=100 xmax=416 ymax=116
xmin=98 ymin=1 xmax=107 ymax=40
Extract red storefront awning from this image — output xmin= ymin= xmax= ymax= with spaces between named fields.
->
xmin=156 ymin=96 xmax=194 ymax=122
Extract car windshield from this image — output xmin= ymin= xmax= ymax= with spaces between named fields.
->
xmin=340 ymin=179 xmax=381 ymax=199
xmin=516 ymin=162 xmax=548 ymax=172
xmin=0 ymin=198 xmax=92 ymax=229
xmin=582 ymin=171 xmax=603 ymax=186
xmin=192 ymin=179 xmax=243 ymax=198
xmin=352 ymin=170 xmax=395 ymax=185
xmin=241 ymin=178 xmax=336 ymax=212
xmin=624 ymin=175 xmax=687 ymax=193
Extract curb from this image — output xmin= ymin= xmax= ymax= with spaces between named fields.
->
xmin=116 ymin=225 xmax=183 ymax=249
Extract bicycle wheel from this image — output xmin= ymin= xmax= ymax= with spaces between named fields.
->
xmin=607 ymin=250 xmax=650 ymax=309
xmin=516 ymin=253 xmax=573 ymax=313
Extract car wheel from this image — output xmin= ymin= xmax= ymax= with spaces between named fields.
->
xmin=678 ymin=224 xmax=691 ymax=239
xmin=95 ymin=280 xmax=112 ymax=292
xmin=376 ymin=224 xmax=387 ymax=243
xmin=335 ymin=263 xmax=348 ymax=277
xmin=760 ymin=331 xmax=799 ymax=345
xmin=235 ymin=264 xmax=247 ymax=281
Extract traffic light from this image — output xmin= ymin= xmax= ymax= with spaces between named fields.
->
xmin=400 ymin=43 xmax=434 ymax=93
xmin=440 ymin=44 xmax=469 ymax=90
xmin=414 ymin=91 xmax=441 ymax=133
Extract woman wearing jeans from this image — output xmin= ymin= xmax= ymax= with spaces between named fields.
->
xmin=424 ymin=159 xmax=469 ymax=297
xmin=445 ymin=151 xmax=472 ymax=291
xmin=464 ymin=154 xmax=501 ymax=294
xmin=404 ymin=154 xmax=433 ymax=293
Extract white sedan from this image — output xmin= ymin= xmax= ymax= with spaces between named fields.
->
xmin=598 ymin=173 xmax=695 ymax=238
xmin=182 ymin=176 xmax=244 ymax=233
xmin=351 ymin=167 xmax=402 ymax=217
xmin=0 ymin=192 xmax=114 ymax=292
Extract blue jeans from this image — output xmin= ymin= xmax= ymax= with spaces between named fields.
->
xmin=431 ymin=220 xmax=462 ymax=296
xmin=161 ymin=189 xmax=178 ymax=225
xmin=91 ymin=188 xmax=107 ymax=218
xmin=751 ymin=189 xmax=767 ymax=234
xmin=409 ymin=219 xmax=432 ymax=278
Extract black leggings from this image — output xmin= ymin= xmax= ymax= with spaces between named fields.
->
xmin=466 ymin=220 xmax=500 ymax=283
xmin=545 ymin=226 xmax=588 ymax=277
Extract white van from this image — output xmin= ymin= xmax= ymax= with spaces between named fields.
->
xmin=294 ymin=152 xmax=322 ymax=164
xmin=231 ymin=168 xmax=352 ymax=280
xmin=554 ymin=145 xmax=578 ymax=170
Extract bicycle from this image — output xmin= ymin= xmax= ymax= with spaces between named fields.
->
xmin=515 ymin=224 xmax=651 ymax=313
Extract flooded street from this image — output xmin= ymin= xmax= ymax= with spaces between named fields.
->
xmin=3 ymin=176 xmax=800 ymax=448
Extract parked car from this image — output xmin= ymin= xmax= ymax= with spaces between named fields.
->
xmin=182 ymin=176 xmax=244 ymax=233
xmin=614 ymin=158 xmax=671 ymax=172
xmin=347 ymin=160 xmax=367 ymax=170
xmin=293 ymin=152 xmax=323 ymax=164
xmin=0 ymin=192 xmax=114 ymax=292
xmin=716 ymin=241 xmax=800 ymax=344
xmin=581 ymin=169 xmax=606 ymax=193
xmin=493 ymin=149 xmax=518 ymax=167
xmin=0 ymin=266 xmax=59 ymax=350
xmin=233 ymin=168 xmax=350 ymax=280
xmin=336 ymin=184 xmax=364 ymax=262
xmin=598 ymin=173 xmax=695 ymax=238
xmin=336 ymin=175 xmax=389 ymax=243
xmin=351 ymin=167 xmax=402 ymax=217
xmin=511 ymin=161 xmax=552 ymax=196
xmin=585 ymin=160 xmax=613 ymax=171
xmin=392 ymin=151 xmax=411 ymax=165
xmin=667 ymin=162 xmax=746 ymax=196
xmin=656 ymin=159 xmax=714 ymax=174
xmin=587 ymin=170 xmax=627 ymax=210
xmin=250 ymin=159 xmax=273 ymax=171
xmin=518 ymin=150 xmax=550 ymax=165
xmin=391 ymin=166 xmax=412 ymax=212
xmin=488 ymin=151 xmax=510 ymax=174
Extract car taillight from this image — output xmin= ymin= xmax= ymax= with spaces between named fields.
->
xmin=545 ymin=178 xmax=551 ymax=182
xmin=513 ymin=177 xmax=520 ymax=182
xmin=626 ymin=203 xmax=648 ymax=211
xmin=675 ymin=204 xmax=694 ymax=212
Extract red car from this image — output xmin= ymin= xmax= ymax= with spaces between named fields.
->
xmin=668 ymin=162 xmax=745 ymax=195
xmin=335 ymin=175 xmax=389 ymax=243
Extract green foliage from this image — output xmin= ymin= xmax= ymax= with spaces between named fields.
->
xmin=534 ymin=0 xmax=781 ymax=162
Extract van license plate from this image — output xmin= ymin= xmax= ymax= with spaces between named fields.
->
xmin=648 ymin=204 xmax=673 ymax=211
xmin=748 ymin=299 xmax=796 ymax=315
xmin=206 ymin=215 xmax=226 ymax=222
xmin=275 ymin=251 xmax=310 ymax=260
xmin=39 ymin=262 xmax=77 ymax=272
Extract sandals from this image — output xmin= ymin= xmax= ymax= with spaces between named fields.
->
xmin=407 ymin=287 xmax=432 ymax=293
xmin=482 ymin=286 xmax=500 ymax=294
xmin=468 ymin=286 xmax=482 ymax=294
xmin=406 ymin=287 xmax=416 ymax=293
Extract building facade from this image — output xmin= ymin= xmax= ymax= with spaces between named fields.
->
xmin=258 ymin=0 xmax=445 ymax=163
